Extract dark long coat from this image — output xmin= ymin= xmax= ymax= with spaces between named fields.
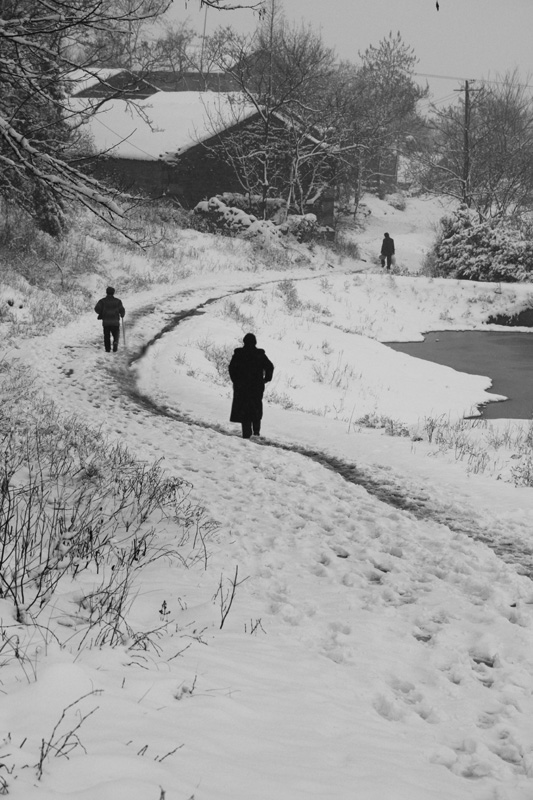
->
xmin=229 ymin=344 xmax=274 ymax=423
xmin=381 ymin=235 xmax=395 ymax=256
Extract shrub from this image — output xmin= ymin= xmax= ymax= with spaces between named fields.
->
xmin=386 ymin=192 xmax=407 ymax=211
xmin=0 ymin=369 xmax=218 ymax=635
xmin=425 ymin=205 xmax=533 ymax=282
xmin=192 ymin=196 xmax=282 ymax=243
xmin=191 ymin=196 xmax=333 ymax=248
xmin=279 ymin=213 xmax=318 ymax=242
xmin=222 ymin=300 xmax=255 ymax=330
xmin=216 ymin=193 xmax=287 ymax=222
xmin=356 ymin=413 xmax=411 ymax=437
xmin=277 ymin=279 xmax=301 ymax=311
xmin=130 ymin=199 xmax=188 ymax=226
xmin=328 ymin=235 xmax=360 ymax=261
xmin=197 ymin=338 xmax=235 ymax=382
xmin=0 ymin=209 xmax=101 ymax=291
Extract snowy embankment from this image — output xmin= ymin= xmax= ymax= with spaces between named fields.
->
xmin=3 ymin=194 xmax=533 ymax=800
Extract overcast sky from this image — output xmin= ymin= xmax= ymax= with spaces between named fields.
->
xmin=167 ymin=0 xmax=533 ymax=109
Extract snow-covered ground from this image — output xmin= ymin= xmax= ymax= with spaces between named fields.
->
xmin=4 ymin=194 xmax=533 ymax=800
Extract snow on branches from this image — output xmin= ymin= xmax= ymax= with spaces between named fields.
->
xmin=0 ymin=1 xmax=169 ymax=238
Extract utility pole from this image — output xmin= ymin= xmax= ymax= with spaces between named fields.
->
xmin=267 ymin=0 xmax=275 ymax=101
xmin=463 ymin=79 xmax=471 ymax=207
xmin=199 ymin=2 xmax=208 ymax=74
xmin=455 ymin=79 xmax=480 ymax=207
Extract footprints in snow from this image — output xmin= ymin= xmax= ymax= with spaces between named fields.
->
xmin=311 ymin=538 xmax=421 ymax=611
xmin=384 ymin=618 xmax=533 ymax=782
xmin=374 ymin=678 xmax=440 ymax=725
xmin=439 ymin=724 xmax=531 ymax=780
xmin=331 ymin=544 xmax=349 ymax=559
xmin=310 ymin=536 xmax=533 ymax=782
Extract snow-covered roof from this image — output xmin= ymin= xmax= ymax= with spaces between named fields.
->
xmin=65 ymin=68 xmax=127 ymax=96
xmin=71 ymin=91 xmax=258 ymax=161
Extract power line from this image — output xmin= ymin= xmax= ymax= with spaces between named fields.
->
xmin=431 ymin=92 xmax=459 ymax=105
xmin=419 ymin=91 xmax=458 ymax=110
xmin=415 ymin=71 xmax=472 ymax=82
xmin=415 ymin=71 xmax=533 ymax=90
xmin=92 ymin=112 xmax=156 ymax=160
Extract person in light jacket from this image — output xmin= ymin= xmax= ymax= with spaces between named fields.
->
xmin=229 ymin=333 xmax=274 ymax=439
xmin=94 ymin=286 xmax=125 ymax=353
xmin=380 ymin=232 xmax=395 ymax=270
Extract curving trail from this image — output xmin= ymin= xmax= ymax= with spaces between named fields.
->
xmin=126 ymin=289 xmax=533 ymax=579
xmin=11 ymin=273 xmax=533 ymax=800
xmin=21 ymin=271 xmax=533 ymax=579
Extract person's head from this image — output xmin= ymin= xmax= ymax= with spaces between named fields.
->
xmin=243 ymin=333 xmax=257 ymax=347
xmin=384 ymin=232 xmax=389 ymax=238
xmin=106 ymin=286 xmax=115 ymax=296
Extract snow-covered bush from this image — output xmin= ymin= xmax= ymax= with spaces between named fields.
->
xmin=192 ymin=197 xmax=332 ymax=247
xmin=192 ymin=196 xmax=282 ymax=243
xmin=425 ymin=205 xmax=533 ymax=282
xmin=385 ymin=192 xmax=407 ymax=211
xmin=280 ymin=213 xmax=318 ymax=242
xmin=217 ymin=193 xmax=287 ymax=222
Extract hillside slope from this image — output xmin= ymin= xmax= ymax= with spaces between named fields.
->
xmin=2 ymin=196 xmax=533 ymax=800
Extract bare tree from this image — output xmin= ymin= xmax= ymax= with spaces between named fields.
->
xmin=0 ymin=0 xmax=174 ymax=237
xmin=198 ymin=3 xmax=337 ymax=215
xmin=0 ymin=0 xmax=261 ymax=237
xmin=195 ymin=0 xmax=265 ymax=10
xmin=420 ymin=71 xmax=533 ymax=219
xmin=308 ymin=35 xmax=427 ymax=215
xmin=76 ymin=0 xmax=170 ymax=68
xmin=149 ymin=22 xmax=198 ymax=73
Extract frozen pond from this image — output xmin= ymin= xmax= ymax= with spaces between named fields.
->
xmin=387 ymin=330 xmax=533 ymax=419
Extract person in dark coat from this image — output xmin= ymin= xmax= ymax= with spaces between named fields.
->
xmin=229 ymin=333 xmax=274 ymax=439
xmin=94 ymin=286 xmax=125 ymax=353
xmin=380 ymin=232 xmax=395 ymax=270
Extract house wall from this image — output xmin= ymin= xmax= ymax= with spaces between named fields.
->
xmin=305 ymin=187 xmax=335 ymax=229
xmin=90 ymin=153 xmax=335 ymax=227
xmin=87 ymin=118 xmax=336 ymax=227
xmin=88 ymin=152 xmax=244 ymax=207
xmin=90 ymin=158 xmax=173 ymax=197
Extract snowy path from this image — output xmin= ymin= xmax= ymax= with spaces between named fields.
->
xmin=10 ymin=271 xmax=533 ymax=800
xmin=127 ymin=285 xmax=533 ymax=579
xmin=353 ymin=194 xmax=453 ymax=271
xmin=41 ymin=272 xmax=531 ymax=571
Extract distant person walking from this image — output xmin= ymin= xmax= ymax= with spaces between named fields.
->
xmin=229 ymin=333 xmax=274 ymax=439
xmin=94 ymin=286 xmax=125 ymax=353
xmin=380 ymin=232 xmax=395 ymax=270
